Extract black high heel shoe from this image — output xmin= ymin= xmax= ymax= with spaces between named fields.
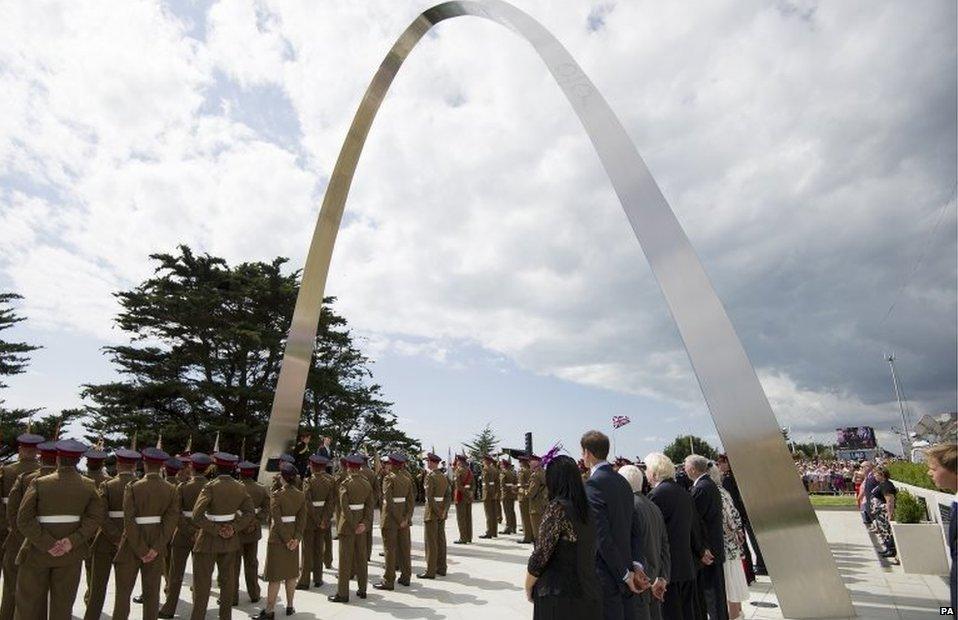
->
xmin=285 ymin=606 xmax=295 ymax=616
xmin=252 ymin=609 xmax=274 ymax=620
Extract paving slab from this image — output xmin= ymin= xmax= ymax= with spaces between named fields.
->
xmin=64 ymin=504 xmax=949 ymax=618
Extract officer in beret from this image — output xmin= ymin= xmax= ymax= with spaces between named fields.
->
xmin=84 ymin=447 xmax=140 ymax=620
xmin=0 ymin=428 xmax=43 ymax=595
xmin=516 ymin=454 xmax=534 ymax=544
xmin=479 ymin=455 xmax=499 ymax=539
xmin=453 ymin=453 xmax=474 ymax=544
xmin=418 ymin=453 xmax=450 ymax=580
xmin=159 ymin=451 xmax=212 ymax=618
xmin=232 ymin=460 xmax=268 ymax=605
xmin=189 ymin=451 xmax=255 ymax=620
xmin=499 ymin=458 xmax=518 ymax=535
xmin=113 ymin=446 xmax=180 ymax=620
xmin=298 ymin=453 xmax=336 ymax=590
xmin=374 ymin=452 xmax=415 ymax=590
xmin=0 ymin=437 xmax=54 ymax=620
xmin=84 ymin=446 xmax=110 ymax=488
xmin=526 ymin=454 xmax=547 ymax=542
xmin=15 ymin=439 xmax=105 ymax=619
xmin=329 ymin=454 xmax=374 ymax=603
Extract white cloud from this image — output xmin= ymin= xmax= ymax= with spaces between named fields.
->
xmin=0 ymin=0 xmax=954 ymax=437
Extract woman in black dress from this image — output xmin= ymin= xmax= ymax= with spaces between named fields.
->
xmin=525 ymin=454 xmax=601 ymax=619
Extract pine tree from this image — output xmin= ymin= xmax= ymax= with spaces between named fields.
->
xmin=462 ymin=423 xmax=499 ymax=460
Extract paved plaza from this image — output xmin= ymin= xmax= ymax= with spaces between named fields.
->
xmin=71 ymin=505 xmax=950 ymax=619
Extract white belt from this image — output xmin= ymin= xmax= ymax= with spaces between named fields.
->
xmin=38 ymin=515 xmax=80 ymax=524
xmin=348 ymin=503 xmax=365 ymax=510
xmin=280 ymin=516 xmax=296 ymax=523
xmin=182 ymin=511 xmax=193 ymax=518
xmin=485 ymin=482 xmax=495 ymax=486
xmin=312 ymin=501 xmax=325 ymax=507
xmin=463 ymin=485 xmax=471 ymax=488
xmin=390 ymin=498 xmax=406 ymax=503
xmin=506 ymin=484 xmax=517 ymax=487
xmin=207 ymin=514 xmax=234 ymax=522
xmin=135 ymin=516 xmax=161 ymax=525
xmin=433 ymin=497 xmax=445 ymax=501
xmin=108 ymin=510 xmax=124 ymax=518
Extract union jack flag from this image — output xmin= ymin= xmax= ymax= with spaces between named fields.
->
xmin=612 ymin=415 xmax=631 ymax=429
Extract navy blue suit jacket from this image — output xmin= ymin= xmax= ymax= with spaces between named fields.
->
xmin=690 ymin=475 xmax=726 ymax=564
xmin=649 ymin=478 xmax=699 ymax=583
xmin=585 ymin=463 xmax=645 ymax=593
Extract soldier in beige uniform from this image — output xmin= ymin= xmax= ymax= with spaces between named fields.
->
xmin=232 ymin=460 xmax=268 ymax=605
xmin=328 ymin=454 xmax=374 ymax=603
xmin=418 ymin=453 xmax=449 ymax=579
xmin=113 ymin=447 xmax=180 ymax=620
xmin=479 ymin=455 xmax=499 ymax=539
xmin=15 ymin=439 xmax=105 ymax=619
xmin=189 ymin=451 xmax=255 ymax=620
xmin=84 ymin=447 xmax=140 ymax=620
xmin=0 ymin=436 xmax=53 ymax=620
xmin=359 ymin=455 xmax=378 ymax=561
xmin=526 ymin=454 xmax=547 ymax=541
xmin=499 ymin=458 xmax=518 ymax=535
xmin=0 ymin=430 xmax=43 ymax=596
xmin=452 ymin=454 xmax=473 ymax=544
xmin=298 ymin=453 xmax=336 ymax=589
xmin=84 ymin=447 xmax=110 ymax=488
xmin=374 ymin=453 xmax=415 ymax=590
xmin=158 ymin=451 xmax=211 ymax=618
xmin=516 ymin=454 xmax=534 ymax=544
xmin=254 ymin=461 xmax=306 ymax=619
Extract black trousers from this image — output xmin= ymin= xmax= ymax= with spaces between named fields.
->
xmin=661 ymin=579 xmax=695 ymax=620
xmin=700 ymin=564 xmax=728 ymax=620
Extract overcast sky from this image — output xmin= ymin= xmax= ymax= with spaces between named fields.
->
xmin=0 ymin=0 xmax=955 ymax=460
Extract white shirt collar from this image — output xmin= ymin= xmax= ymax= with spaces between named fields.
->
xmin=693 ymin=472 xmax=709 ymax=485
xmin=590 ymin=460 xmax=610 ymax=476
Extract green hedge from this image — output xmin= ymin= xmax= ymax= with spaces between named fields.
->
xmin=894 ymin=489 xmax=926 ymax=523
xmin=887 ymin=461 xmax=936 ymax=490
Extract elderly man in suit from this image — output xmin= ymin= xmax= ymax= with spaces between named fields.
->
xmin=619 ymin=464 xmax=671 ymax=620
xmin=685 ymin=455 xmax=728 ymax=620
xmin=645 ymin=452 xmax=701 ymax=620
xmin=580 ymin=430 xmax=649 ymax=620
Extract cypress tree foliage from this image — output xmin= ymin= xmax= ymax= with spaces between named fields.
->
xmin=81 ymin=245 xmax=419 ymax=459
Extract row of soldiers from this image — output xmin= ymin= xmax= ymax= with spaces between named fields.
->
xmin=0 ymin=428 xmax=553 ymax=620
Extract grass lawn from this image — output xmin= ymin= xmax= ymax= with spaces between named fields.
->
xmin=809 ymin=494 xmax=858 ymax=508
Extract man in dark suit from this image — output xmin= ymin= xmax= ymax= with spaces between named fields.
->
xmin=645 ymin=452 xmax=700 ymax=620
xmin=580 ymin=430 xmax=649 ymax=620
xmin=685 ymin=455 xmax=728 ymax=620
xmin=316 ymin=436 xmax=334 ymax=474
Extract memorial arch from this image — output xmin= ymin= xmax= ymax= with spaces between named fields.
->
xmin=258 ymin=2 xmax=854 ymax=616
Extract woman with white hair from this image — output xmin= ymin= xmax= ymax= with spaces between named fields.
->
xmin=619 ymin=464 xmax=670 ymax=620
xmin=708 ymin=463 xmax=750 ymax=619
xmin=644 ymin=452 xmax=698 ymax=620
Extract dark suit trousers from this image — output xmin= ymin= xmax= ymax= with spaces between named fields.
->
xmin=661 ymin=579 xmax=695 ymax=620
xmin=598 ymin=573 xmax=636 ymax=620
xmin=700 ymin=564 xmax=729 ymax=620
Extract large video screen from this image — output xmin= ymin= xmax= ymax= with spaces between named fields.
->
xmin=835 ymin=426 xmax=876 ymax=449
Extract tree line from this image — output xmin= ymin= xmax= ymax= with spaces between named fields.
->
xmin=0 ymin=246 xmax=420 ymax=461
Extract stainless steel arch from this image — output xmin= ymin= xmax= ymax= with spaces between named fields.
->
xmin=259 ymin=2 xmax=854 ymax=616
